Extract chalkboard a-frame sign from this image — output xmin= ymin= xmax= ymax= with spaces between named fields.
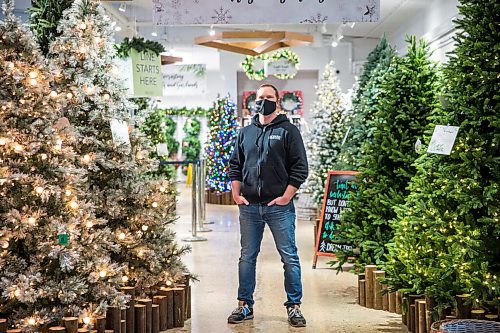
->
xmin=313 ymin=171 xmax=359 ymax=269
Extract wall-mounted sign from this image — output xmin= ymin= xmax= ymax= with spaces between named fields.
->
xmin=153 ymin=0 xmax=380 ymax=25
xmin=265 ymin=58 xmax=297 ymax=78
xmin=163 ymin=64 xmax=207 ymax=96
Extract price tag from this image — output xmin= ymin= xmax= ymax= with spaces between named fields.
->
xmin=427 ymin=125 xmax=460 ymax=155
xmin=110 ymin=119 xmax=131 ymax=146
xmin=156 ymin=143 xmax=169 ymax=156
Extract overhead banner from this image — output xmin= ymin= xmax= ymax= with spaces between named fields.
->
xmin=152 ymin=0 xmax=380 ymax=25
xmin=163 ymin=64 xmax=208 ymax=96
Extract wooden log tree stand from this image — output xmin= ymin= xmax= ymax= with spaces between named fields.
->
xmin=456 ymin=294 xmax=472 ymax=319
xmin=94 ymin=316 xmax=106 ymax=333
xmin=373 ymin=270 xmax=385 ymax=310
xmin=121 ymin=287 xmax=135 ymax=333
xmin=0 ymin=319 xmax=7 ymax=333
xmin=48 ymin=328 xmax=65 ymax=333
xmin=205 ymin=190 xmax=236 ymax=205
xmin=364 ymin=265 xmax=377 ymax=309
xmin=151 ymin=304 xmax=160 ymax=333
xmin=62 ymin=317 xmax=78 ymax=333
xmin=172 ymin=288 xmax=185 ymax=328
xmin=137 ymin=299 xmax=152 ymax=333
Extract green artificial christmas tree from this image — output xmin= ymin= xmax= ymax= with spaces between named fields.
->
xmin=385 ymin=0 xmax=499 ymax=309
xmin=0 ymin=1 xmax=126 ymax=328
xmin=47 ymin=0 xmax=189 ymax=290
xmin=336 ymin=37 xmax=442 ymax=270
xmin=337 ymin=37 xmax=395 ymax=170
xmin=305 ymin=61 xmax=350 ymax=203
xmin=28 ymin=0 xmax=73 ymax=55
xmin=141 ymin=109 xmax=179 ymax=179
xmin=205 ymin=95 xmax=239 ymax=193
xmin=181 ymin=118 xmax=201 ymax=175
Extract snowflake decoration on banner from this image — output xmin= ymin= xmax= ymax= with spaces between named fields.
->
xmin=362 ymin=0 xmax=377 ymax=22
xmin=300 ymin=13 xmax=328 ymax=24
xmin=169 ymin=0 xmax=182 ymax=9
xmin=211 ymin=7 xmax=232 ymax=24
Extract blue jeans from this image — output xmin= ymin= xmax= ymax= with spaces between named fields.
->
xmin=237 ymin=202 xmax=302 ymax=308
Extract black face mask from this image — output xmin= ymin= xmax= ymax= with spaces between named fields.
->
xmin=255 ymin=99 xmax=277 ymax=116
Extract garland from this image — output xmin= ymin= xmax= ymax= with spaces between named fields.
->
xmin=115 ymin=37 xmax=165 ymax=59
xmin=271 ymin=49 xmax=300 ymax=79
xmin=159 ymin=107 xmax=210 ymax=117
xmin=241 ymin=49 xmax=300 ymax=80
xmin=241 ymin=53 xmax=269 ymax=81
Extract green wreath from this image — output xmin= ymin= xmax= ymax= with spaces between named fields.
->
xmin=271 ymin=49 xmax=300 ymax=79
xmin=280 ymin=92 xmax=301 ymax=113
xmin=241 ymin=53 xmax=269 ymax=80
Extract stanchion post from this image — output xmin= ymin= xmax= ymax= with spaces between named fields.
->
xmin=197 ymin=160 xmax=212 ymax=232
xmin=182 ymin=162 xmax=207 ymax=242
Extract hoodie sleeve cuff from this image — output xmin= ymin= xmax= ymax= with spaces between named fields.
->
xmin=288 ymin=179 xmax=303 ymax=189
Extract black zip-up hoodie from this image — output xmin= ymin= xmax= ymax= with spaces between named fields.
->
xmin=229 ymin=114 xmax=308 ymax=204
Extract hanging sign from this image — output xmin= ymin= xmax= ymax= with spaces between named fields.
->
xmin=152 ymin=0 xmax=380 ymax=25
xmin=110 ymin=119 xmax=131 ymax=146
xmin=265 ymin=58 xmax=297 ymax=77
xmin=313 ymin=171 xmax=359 ymax=269
xmin=131 ymin=49 xmax=163 ymax=97
xmin=163 ymin=64 xmax=207 ymax=96
xmin=427 ymin=125 xmax=460 ymax=155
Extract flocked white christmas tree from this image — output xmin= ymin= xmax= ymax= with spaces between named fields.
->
xmin=0 ymin=0 xmax=127 ymax=328
xmin=305 ymin=61 xmax=352 ymax=203
xmin=47 ymin=0 xmax=189 ymax=291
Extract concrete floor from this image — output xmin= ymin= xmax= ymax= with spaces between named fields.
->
xmin=169 ymin=185 xmax=406 ymax=333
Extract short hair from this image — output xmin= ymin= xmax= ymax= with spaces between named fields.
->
xmin=257 ymin=83 xmax=279 ymax=101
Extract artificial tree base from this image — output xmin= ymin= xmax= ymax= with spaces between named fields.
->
xmin=205 ymin=190 xmax=236 ymax=205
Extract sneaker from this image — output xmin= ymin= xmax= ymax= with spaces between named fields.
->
xmin=227 ymin=304 xmax=254 ymax=324
xmin=287 ymin=306 xmax=307 ymax=327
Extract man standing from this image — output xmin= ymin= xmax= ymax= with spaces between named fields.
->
xmin=228 ymin=84 xmax=308 ymax=327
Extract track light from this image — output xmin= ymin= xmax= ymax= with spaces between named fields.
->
xmin=209 ymin=25 xmax=215 ymax=36
xmin=119 ymin=2 xmax=126 ymax=12
xmin=115 ymin=25 xmax=122 ymax=32
xmin=151 ymin=31 xmax=158 ymax=37
xmin=331 ymin=40 xmax=338 ymax=47
xmin=348 ymin=22 xmax=356 ymax=29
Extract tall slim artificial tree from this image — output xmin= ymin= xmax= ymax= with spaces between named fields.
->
xmin=205 ymin=95 xmax=239 ymax=193
xmin=337 ymin=37 xmax=442 ymax=270
xmin=337 ymin=37 xmax=395 ymax=170
xmin=47 ymin=0 xmax=189 ymax=290
xmin=305 ymin=61 xmax=350 ymax=203
xmin=386 ymin=0 xmax=499 ymax=308
xmin=0 ymin=1 xmax=126 ymax=328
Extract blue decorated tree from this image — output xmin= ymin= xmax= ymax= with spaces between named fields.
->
xmin=205 ymin=95 xmax=239 ymax=193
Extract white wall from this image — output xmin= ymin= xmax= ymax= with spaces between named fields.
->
xmin=387 ymin=0 xmax=459 ymax=62
xmin=157 ymin=37 xmax=381 ymax=112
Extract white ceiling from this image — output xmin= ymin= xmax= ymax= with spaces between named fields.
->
xmin=8 ymin=0 xmax=436 ymax=46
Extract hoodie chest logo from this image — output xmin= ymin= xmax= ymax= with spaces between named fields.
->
xmin=269 ymin=135 xmax=281 ymax=140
